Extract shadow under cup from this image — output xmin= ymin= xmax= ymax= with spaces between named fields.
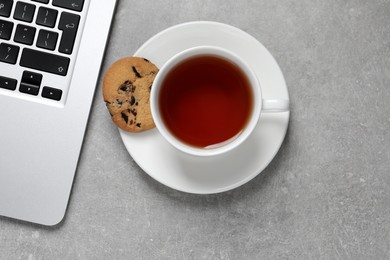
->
xmin=151 ymin=46 xmax=262 ymax=157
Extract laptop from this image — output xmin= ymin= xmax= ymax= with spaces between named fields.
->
xmin=0 ymin=0 xmax=117 ymax=226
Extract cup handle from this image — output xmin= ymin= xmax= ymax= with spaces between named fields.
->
xmin=262 ymin=99 xmax=290 ymax=112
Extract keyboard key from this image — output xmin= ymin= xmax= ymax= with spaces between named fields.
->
xmin=20 ymin=48 xmax=70 ymax=76
xmin=19 ymin=70 xmax=42 ymax=96
xmin=36 ymin=29 xmax=58 ymax=50
xmin=14 ymin=24 xmax=36 ymax=45
xmin=58 ymin=12 xmax=80 ymax=54
xmin=0 ymin=19 xmax=13 ymax=40
xmin=36 ymin=7 xmax=57 ymax=28
xmin=0 ymin=0 xmax=13 ymax=17
xmin=52 ymin=0 xmax=84 ymax=12
xmin=19 ymin=83 xmax=39 ymax=95
xmin=32 ymin=0 xmax=49 ymax=3
xmin=14 ymin=2 xmax=36 ymax=23
xmin=0 ymin=76 xmax=17 ymax=90
xmin=0 ymin=43 xmax=19 ymax=64
xmin=42 ymin=86 xmax=62 ymax=101
xmin=22 ymin=71 xmax=42 ymax=86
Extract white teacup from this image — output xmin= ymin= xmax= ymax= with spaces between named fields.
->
xmin=150 ymin=46 xmax=289 ymax=157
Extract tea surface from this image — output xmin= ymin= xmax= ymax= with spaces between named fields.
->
xmin=159 ymin=55 xmax=253 ymax=148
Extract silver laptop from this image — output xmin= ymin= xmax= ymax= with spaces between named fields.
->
xmin=0 ymin=0 xmax=117 ymax=225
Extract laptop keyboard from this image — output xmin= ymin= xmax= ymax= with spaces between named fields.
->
xmin=0 ymin=0 xmax=89 ymax=104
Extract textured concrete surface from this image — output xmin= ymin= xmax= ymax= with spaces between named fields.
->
xmin=1 ymin=0 xmax=390 ymax=259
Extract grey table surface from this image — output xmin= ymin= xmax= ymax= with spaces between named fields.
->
xmin=1 ymin=0 xmax=390 ymax=259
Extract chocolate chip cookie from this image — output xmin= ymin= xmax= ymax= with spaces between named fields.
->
xmin=103 ymin=57 xmax=158 ymax=132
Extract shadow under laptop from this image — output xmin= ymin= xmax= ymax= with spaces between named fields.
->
xmin=0 ymin=214 xmax=66 ymax=229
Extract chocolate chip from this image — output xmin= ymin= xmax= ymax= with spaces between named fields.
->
xmin=121 ymin=112 xmax=129 ymax=124
xmin=135 ymin=102 xmax=139 ymax=106
xmin=131 ymin=109 xmax=137 ymax=116
xmin=118 ymin=81 xmax=137 ymax=94
xmin=136 ymin=123 xmax=141 ymax=128
xmin=130 ymin=96 xmax=136 ymax=106
xmin=130 ymin=120 xmax=133 ymax=125
xmin=116 ymin=99 xmax=123 ymax=106
xmin=132 ymin=66 xmax=142 ymax=78
xmin=119 ymin=82 xmax=131 ymax=93
xmin=143 ymin=58 xmax=150 ymax=63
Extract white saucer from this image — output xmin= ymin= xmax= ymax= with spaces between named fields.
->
xmin=119 ymin=21 xmax=290 ymax=194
